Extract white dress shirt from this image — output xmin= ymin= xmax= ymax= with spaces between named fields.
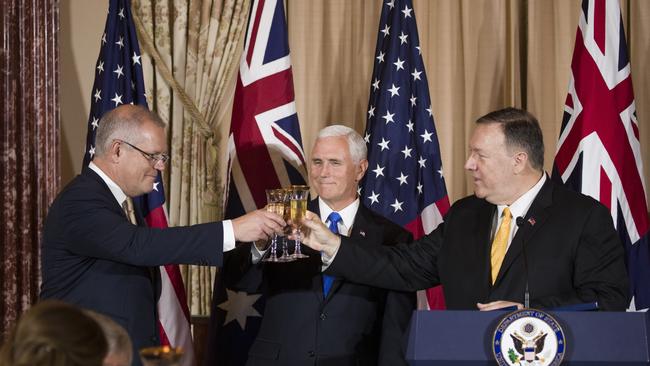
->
xmin=494 ymin=174 xmax=546 ymax=251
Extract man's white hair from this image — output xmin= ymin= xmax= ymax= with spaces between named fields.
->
xmin=316 ymin=125 xmax=367 ymax=164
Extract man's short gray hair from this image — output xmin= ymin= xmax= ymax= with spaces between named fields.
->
xmin=94 ymin=105 xmax=166 ymax=157
xmin=316 ymin=125 xmax=367 ymax=164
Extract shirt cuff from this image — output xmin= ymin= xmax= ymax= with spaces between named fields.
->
xmin=222 ymin=220 xmax=236 ymax=252
xmin=250 ymin=243 xmax=268 ymax=264
xmin=320 ymin=245 xmax=341 ymax=272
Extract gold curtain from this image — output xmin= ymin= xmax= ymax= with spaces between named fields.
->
xmin=133 ymin=0 xmax=650 ymax=315
xmin=288 ymin=0 xmax=650 ymax=203
xmin=132 ymin=0 xmax=250 ymax=314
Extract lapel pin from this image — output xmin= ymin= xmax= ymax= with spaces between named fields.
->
xmin=528 ymin=217 xmax=536 ymax=226
xmin=359 ymin=230 xmax=366 ymax=237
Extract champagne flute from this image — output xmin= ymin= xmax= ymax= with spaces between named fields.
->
xmin=263 ymin=189 xmax=285 ymax=262
xmin=288 ymin=185 xmax=310 ymax=259
xmin=276 ymin=188 xmax=295 ymax=262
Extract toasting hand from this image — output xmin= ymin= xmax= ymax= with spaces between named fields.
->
xmin=297 ymin=211 xmax=342 ymax=257
xmin=232 ymin=208 xmax=286 ymax=242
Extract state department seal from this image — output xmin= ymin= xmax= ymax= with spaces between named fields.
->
xmin=493 ymin=309 xmax=565 ymax=366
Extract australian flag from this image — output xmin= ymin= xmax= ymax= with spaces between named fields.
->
xmin=83 ymin=0 xmax=196 ymax=364
xmin=361 ymin=0 xmax=450 ymax=309
xmin=552 ymin=0 xmax=650 ymax=310
xmin=204 ymin=0 xmax=307 ymax=364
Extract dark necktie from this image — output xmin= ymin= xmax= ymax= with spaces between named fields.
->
xmin=322 ymin=212 xmax=341 ymax=297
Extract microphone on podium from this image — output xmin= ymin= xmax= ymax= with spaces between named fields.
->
xmin=515 ymin=216 xmax=530 ymax=308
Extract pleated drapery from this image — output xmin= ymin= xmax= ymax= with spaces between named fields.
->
xmin=0 ymin=0 xmax=59 ymax=339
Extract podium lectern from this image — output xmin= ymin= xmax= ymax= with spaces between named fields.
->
xmin=405 ymin=310 xmax=650 ymax=365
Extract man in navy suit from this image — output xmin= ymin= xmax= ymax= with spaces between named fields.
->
xmin=40 ymin=105 xmax=285 ymax=365
xmin=301 ymin=108 xmax=629 ymax=311
xmin=222 ymin=125 xmax=415 ymax=365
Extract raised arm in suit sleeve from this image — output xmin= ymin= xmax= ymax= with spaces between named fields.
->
xmin=55 ymin=184 xmax=224 ymax=267
xmin=326 ymin=223 xmax=444 ymax=292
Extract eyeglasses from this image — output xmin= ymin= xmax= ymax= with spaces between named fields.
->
xmin=115 ymin=139 xmax=169 ymax=165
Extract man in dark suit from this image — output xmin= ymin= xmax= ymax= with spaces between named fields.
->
xmin=223 ymin=125 xmax=415 ymax=365
xmin=40 ymin=105 xmax=284 ymax=365
xmin=301 ymin=108 xmax=629 ymax=311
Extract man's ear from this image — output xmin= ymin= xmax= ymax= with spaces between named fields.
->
xmin=513 ymin=151 xmax=528 ymax=174
xmin=356 ymin=159 xmax=369 ymax=181
xmin=108 ymin=140 xmax=122 ymax=163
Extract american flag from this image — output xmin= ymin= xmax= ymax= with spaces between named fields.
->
xmin=552 ymin=0 xmax=650 ymax=310
xmin=204 ymin=0 xmax=307 ymax=364
xmin=361 ymin=0 xmax=450 ymax=309
xmin=83 ymin=0 xmax=196 ymax=364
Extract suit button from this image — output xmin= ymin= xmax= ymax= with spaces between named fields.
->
xmin=320 ymin=313 xmax=326 ymax=320
xmin=308 ymin=350 xmax=315 ymax=357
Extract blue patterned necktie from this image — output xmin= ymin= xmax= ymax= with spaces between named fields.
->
xmin=322 ymin=212 xmax=341 ymax=297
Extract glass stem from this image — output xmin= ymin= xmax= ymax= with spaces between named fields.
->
xmin=269 ymin=234 xmax=278 ymax=259
xmin=294 ymin=229 xmax=302 ymax=255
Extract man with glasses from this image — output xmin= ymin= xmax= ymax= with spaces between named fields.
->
xmin=40 ymin=105 xmax=285 ymax=363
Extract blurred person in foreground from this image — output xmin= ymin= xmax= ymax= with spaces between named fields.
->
xmin=86 ymin=311 xmax=133 ymax=366
xmin=0 ymin=300 xmax=107 ymax=366
xmin=222 ymin=125 xmax=415 ymax=365
xmin=300 ymin=108 xmax=629 ymax=311
xmin=40 ymin=105 xmax=285 ymax=364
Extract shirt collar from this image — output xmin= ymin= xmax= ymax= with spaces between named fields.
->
xmin=496 ymin=173 xmax=546 ymax=219
xmin=88 ymin=161 xmax=128 ymax=207
xmin=318 ymin=197 xmax=359 ymax=230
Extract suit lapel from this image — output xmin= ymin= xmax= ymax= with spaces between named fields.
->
xmin=323 ymin=205 xmax=379 ymax=303
xmin=477 ymin=201 xmax=498 ymax=288
xmin=307 ymin=200 xmax=329 ymax=302
xmin=494 ymin=178 xmax=553 ymax=285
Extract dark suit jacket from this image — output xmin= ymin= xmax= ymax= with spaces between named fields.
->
xmin=41 ymin=167 xmax=223 ymax=365
xmin=328 ymin=179 xmax=629 ymax=310
xmin=224 ymin=200 xmax=414 ymax=366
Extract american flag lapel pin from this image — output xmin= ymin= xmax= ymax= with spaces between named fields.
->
xmin=528 ymin=217 xmax=536 ymax=226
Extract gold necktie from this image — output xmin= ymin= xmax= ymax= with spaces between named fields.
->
xmin=490 ymin=207 xmax=512 ymax=284
xmin=122 ymin=197 xmax=137 ymax=225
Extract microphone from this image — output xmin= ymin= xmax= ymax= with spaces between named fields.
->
xmin=516 ymin=216 xmax=530 ymax=308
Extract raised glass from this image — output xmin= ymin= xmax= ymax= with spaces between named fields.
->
xmin=287 ymin=185 xmax=310 ymax=259
xmin=264 ymin=189 xmax=286 ymax=262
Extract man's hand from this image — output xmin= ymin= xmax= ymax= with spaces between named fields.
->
xmin=299 ymin=211 xmax=341 ymax=257
xmin=476 ymin=301 xmax=523 ymax=311
xmin=232 ymin=208 xmax=285 ymax=242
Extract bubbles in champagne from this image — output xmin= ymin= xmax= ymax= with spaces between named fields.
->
xmin=290 ymin=199 xmax=307 ymax=223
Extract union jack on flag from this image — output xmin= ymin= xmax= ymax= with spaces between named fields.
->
xmin=361 ymin=0 xmax=450 ymax=309
xmin=552 ymin=0 xmax=650 ymax=309
xmin=83 ymin=1 xmax=196 ymax=364
xmin=205 ymin=0 xmax=307 ymax=364
xmin=224 ymin=0 xmax=307 ymax=215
